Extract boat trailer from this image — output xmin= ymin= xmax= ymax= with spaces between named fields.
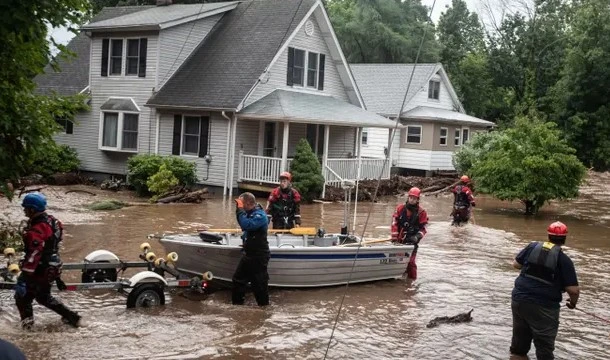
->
xmin=0 ymin=242 xmax=213 ymax=308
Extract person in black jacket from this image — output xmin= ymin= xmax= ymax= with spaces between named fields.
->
xmin=232 ymin=192 xmax=271 ymax=306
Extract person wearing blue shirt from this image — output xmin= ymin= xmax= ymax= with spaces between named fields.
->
xmin=232 ymin=192 xmax=270 ymax=306
xmin=510 ymin=221 xmax=580 ymax=360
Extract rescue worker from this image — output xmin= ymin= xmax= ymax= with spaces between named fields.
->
xmin=266 ymin=171 xmax=302 ymax=229
xmin=451 ymin=175 xmax=475 ymax=225
xmin=510 ymin=221 xmax=579 ymax=360
xmin=15 ymin=193 xmax=81 ymax=329
xmin=390 ymin=187 xmax=429 ymax=280
xmin=232 ymin=192 xmax=270 ymax=306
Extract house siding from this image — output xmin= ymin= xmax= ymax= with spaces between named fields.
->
xmin=328 ymin=126 xmax=356 ymax=158
xmin=402 ymin=74 xmax=457 ymax=112
xmin=395 ymin=148 xmax=433 ymax=171
xmin=244 ymin=11 xmax=350 ymax=107
xmin=157 ymin=15 xmax=222 ymax=89
xmin=360 ymin=127 xmax=392 ymax=158
xmin=399 ymin=122 xmax=434 ymax=149
xmin=58 ymin=33 xmax=160 ymax=175
xmin=157 ymin=111 xmax=229 ymax=187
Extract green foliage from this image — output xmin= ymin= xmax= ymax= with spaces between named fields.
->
xmin=0 ymin=219 xmax=24 ymax=253
xmin=87 ymin=199 xmax=127 ymax=211
xmin=127 ymin=155 xmax=197 ymax=196
xmin=290 ymin=139 xmax=325 ymax=202
xmin=0 ymin=0 xmax=91 ymax=199
xmin=452 ymin=131 xmax=503 ymax=175
xmin=456 ymin=113 xmax=586 ymax=214
xmin=28 ymin=144 xmax=80 ymax=177
xmin=326 ymin=0 xmax=440 ymax=63
xmin=147 ymin=164 xmax=179 ymax=196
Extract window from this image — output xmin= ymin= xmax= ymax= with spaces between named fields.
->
xmin=462 ymin=128 xmax=470 ymax=144
xmin=454 ymin=129 xmax=461 ymax=146
xmin=307 ymin=52 xmax=318 ymax=87
xmin=428 ymin=80 xmax=440 ymax=100
xmin=287 ymin=47 xmax=325 ymax=90
xmin=182 ymin=116 xmax=201 ymax=156
xmin=126 ymin=39 xmax=141 ymax=75
xmin=406 ymin=125 xmax=422 ymax=144
xmin=100 ymin=112 xmax=139 ymax=151
xmin=361 ymin=129 xmax=368 ymax=146
xmin=101 ymin=38 xmax=147 ymax=77
xmin=293 ymin=49 xmax=305 ymax=86
xmin=110 ymin=39 xmax=123 ymax=75
xmin=439 ymin=127 xmax=448 ymax=146
xmin=56 ymin=118 xmax=73 ymax=134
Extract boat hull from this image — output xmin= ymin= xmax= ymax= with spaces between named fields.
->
xmin=160 ymin=233 xmax=414 ymax=288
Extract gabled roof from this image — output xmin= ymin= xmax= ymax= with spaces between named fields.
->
xmin=35 ymin=6 xmax=154 ymax=96
xmin=239 ymin=90 xmax=399 ymax=128
xmin=349 ymin=63 xmax=464 ymax=116
xmin=402 ymin=106 xmax=495 ymax=127
xmin=82 ymin=2 xmax=239 ymax=32
xmin=147 ymin=0 xmax=317 ymax=110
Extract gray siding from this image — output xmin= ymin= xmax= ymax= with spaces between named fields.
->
xmin=157 ymin=112 xmax=230 ymax=187
xmin=245 ymin=11 xmax=350 ymax=107
xmin=157 ymin=15 xmax=222 ymax=89
xmin=277 ymin=123 xmax=308 ymax=157
xmin=328 ymin=126 xmax=356 ymax=158
xmin=403 ymin=74 xmax=457 ymax=112
xmin=233 ymin=119 xmax=261 ymax=186
xmin=59 ymin=33 xmax=159 ymax=175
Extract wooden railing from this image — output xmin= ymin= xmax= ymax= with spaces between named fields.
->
xmin=238 ymin=154 xmax=390 ymax=185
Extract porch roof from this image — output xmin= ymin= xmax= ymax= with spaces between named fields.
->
xmin=401 ymin=106 xmax=495 ymax=127
xmin=238 ymin=90 xmax=400 ymax=128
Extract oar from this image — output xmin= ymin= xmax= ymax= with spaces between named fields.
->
xmin=203 ymin=227 xmax=317 ymax=236
xmin=340 ymin=238 xmax=394 ymax=247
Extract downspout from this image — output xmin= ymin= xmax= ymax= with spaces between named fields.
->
xmin=228 ymin=113 xmax=238 ymax=197
xmin=221 ymin=111 xmax=232 ymax=196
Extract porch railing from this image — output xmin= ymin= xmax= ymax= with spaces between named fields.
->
xmin=238 ymin=153 xmax=390 ymax=186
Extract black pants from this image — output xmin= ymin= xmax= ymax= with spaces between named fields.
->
xmin=272 ymin=217 xmax=295 ymax=229
xmin=15 ymin=279 xmax=79 ymax=328
xmin=510 ymin=300 xmax=560 ymax=360
xmin=232 ymin=254 xmax=270 ymax=306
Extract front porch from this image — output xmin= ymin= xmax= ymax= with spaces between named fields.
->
xmin=237 ymin=152 xmax=391 ymax=187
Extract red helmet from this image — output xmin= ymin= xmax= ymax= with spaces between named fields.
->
xmin=279 ymin=171 xmax=292 ymax=181
xmin=460 ymin=175 xmax=470 ymax=183
xmin=407 ymin=187 xmax=421 ymax=198
xmin=547 ymin=221 xmax=568 ymax=236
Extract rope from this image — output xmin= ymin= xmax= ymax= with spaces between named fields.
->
xmin=323 ymin=1 xmax=438 ymax=358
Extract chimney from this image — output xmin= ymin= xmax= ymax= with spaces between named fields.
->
xmin=156 ymin=0 xmax=172 ymax=6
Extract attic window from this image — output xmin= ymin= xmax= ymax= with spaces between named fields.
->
xmin=428 ymin=80 xmax=440 ymax=100
xmin=305 ymin=20 xmax=314 ymax=36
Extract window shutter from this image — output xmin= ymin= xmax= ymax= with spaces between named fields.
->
xmin=318 ymin=54 xmax=325 ymax=90
xmin=101 ymin=39 xmax=109 ymax=77
xmin=172 ymin=115 xmax=182 ymax=155
xmin=66 ymin=120 xmax=74 ymax=134
xmin=138 ymin=38 xmax=147 ymax=77
xmin=198 ymin=116 xmax=210 ymax=157
xmin=287 ymin=47 xmax=294 ymax=86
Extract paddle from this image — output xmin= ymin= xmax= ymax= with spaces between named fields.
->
xmin=340 ymin=238 xmax=394 ymax=247
xmin=202 ymin=227 xmax=317 ymax=236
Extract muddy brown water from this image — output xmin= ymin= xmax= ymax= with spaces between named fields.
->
xmin=1 ymin=174 xmax=609 ymax=359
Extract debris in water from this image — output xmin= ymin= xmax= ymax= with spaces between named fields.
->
xmin=427 ymin=309 xmax=473 ymax=328
xmin=87 ymin=199 xmax=127 ymax=211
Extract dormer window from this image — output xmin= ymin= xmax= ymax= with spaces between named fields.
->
xmin=428 ymin=80 xmax=440 ymax=100
xmin=287 ymin=47 xmax=325 ymax=90
xmin=101 ymin=38 xmax=148 ymax=77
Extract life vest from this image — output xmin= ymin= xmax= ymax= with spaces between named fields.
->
xmin=522 ymin=242 xmax=561 ymax=285
xmin=271 ymin=187 xmax=297 ymax=219
xmin=242 ymin=206 xmax=270 ymax=257
xmin=31 ymin=214 xmax=63 ymax=280
xmin=398 ymin=205 xmax=422 ymax=238
xmin=454 ymin=185 xmax=471 ymax=208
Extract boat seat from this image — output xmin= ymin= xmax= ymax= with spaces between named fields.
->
xmin=199 ymin=232 xmax=223 ymax=244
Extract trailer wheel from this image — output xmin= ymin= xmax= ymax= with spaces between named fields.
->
xmin=81 ymin=261 xmax=118 ymax=283
xmin=126 ymin=283 xmax=165 ymax=308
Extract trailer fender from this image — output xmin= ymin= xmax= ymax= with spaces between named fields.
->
xmin=84 ymin=250 xmax=120 ymax=263
xmin=129 ymin=271 xmax=168 ymax=287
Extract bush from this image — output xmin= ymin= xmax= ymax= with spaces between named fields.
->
xmin=28 ymin=143 xmax=80 ymax=177
xmin=290 ymin=139 xmax=325 ymax=202
xmin=147 ymin=164 xmax=179 ymax=196
xmin=0 ymin=219 xmax=24 ymax=252
xmin=127 ymin=155 xmax=197 ymax=196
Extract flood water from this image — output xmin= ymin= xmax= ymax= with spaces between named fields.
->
xmin=1 ymin=173 xmax=609 ymax=359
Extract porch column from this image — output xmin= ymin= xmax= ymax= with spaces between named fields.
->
xmin=281 ymin=121 xmax=289 ymax=171
xmin=353 ymin=127 xmax=362 ymax=232
xmin=321 ymin=124 xmax=330 ymax=198
xmin=387 ymin=128 xmax=394 ymax=177
xmin=314 ymin=124 xmax=319 ymax=156
xmin=228 ymin=115 xmax=238 ymax=197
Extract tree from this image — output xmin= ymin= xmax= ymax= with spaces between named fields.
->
xmin=326 ymin=0 xmax=440 ymax=63
xmin=456 ymin=113 xmax=586 ymax=215
xmin=549 ymin=0 xmax=610 ymax=171
xmin=290 ymin=139 xmax=325 ymax=202
xmin=0 ymin=0 xmax=91 ymax=199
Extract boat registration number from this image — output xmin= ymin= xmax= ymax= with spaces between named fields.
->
xmin=379 ymin=256 xmax=407 ymax=265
